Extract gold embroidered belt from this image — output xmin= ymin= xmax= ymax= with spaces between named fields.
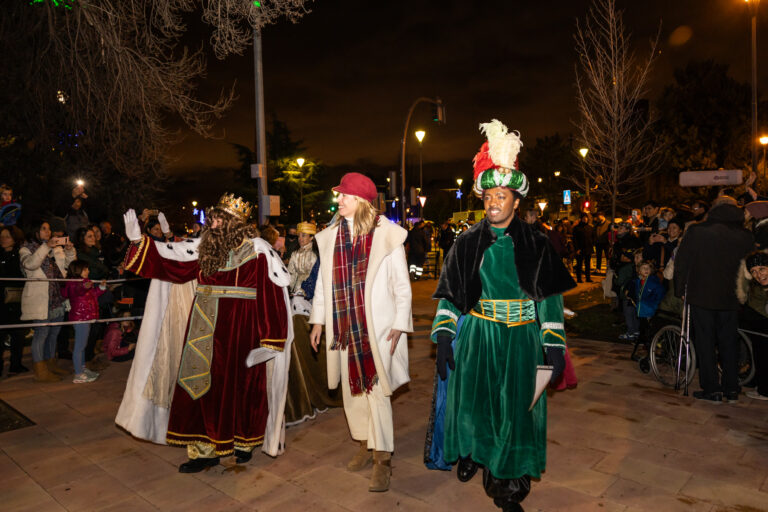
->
xmin=178 ymin=284 xmax=259 ymax=400
xmin=470 ymin=299 xmax=536 ymax=327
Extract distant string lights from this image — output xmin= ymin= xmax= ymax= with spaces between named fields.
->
xmin=30 ymin=0 xmax=75 ymax=9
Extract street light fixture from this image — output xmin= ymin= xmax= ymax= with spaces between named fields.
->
xmin=578 ymin=147 xmax=589 ymax=201
xmin=192 ymin=201 xmax=198 ymax=207
xmin=554 ymin=171 xmax=561 ymax=177
xmin=761 ymin=135 xmax=768 ymax=176
xmin=747 ymin=0 xmax=761 ymax=174
xmin=296 ymin=157 xmax=305 ymax=221
xmin=415 ymin=130 xmax=426 ymax=217
xmin=456 ymin=178 xmax=464 ymax=212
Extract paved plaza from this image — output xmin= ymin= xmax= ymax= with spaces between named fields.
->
xmin=1 ymin=280 xmax=767 ymax=511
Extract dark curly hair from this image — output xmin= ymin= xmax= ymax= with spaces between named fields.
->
xmin=198 ymin=208 xmax=259 ymax=277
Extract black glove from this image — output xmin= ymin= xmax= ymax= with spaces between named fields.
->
xmin=545 ymin=346 xmax=566 ymax=385
xmin=436 ymin=335 xmax=455 ymax=381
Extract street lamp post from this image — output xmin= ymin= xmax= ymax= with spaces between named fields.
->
xmin=761 ymin=136 xmax=768 ymax=179
xmin=415 ymin=130 xmax=425 ymax=217
xmin=456 ymin=178 xmax=463 ymax=212
xmin=748 ymin=0 xmax=761 ymax=174
xmin=296 ymin=157 xmax=305 ymax=222
xmin=579 ymin=147 xmax=589 ymax=202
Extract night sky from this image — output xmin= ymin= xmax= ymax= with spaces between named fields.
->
xmin=167 ymin=0 xmax=768 ymax=184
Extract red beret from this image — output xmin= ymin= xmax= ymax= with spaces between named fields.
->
xmin=332 ymin=172 xmax=377 ymax=203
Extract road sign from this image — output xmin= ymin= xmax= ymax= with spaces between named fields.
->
xmin=563 ymin=190 xmax=571 ymax=205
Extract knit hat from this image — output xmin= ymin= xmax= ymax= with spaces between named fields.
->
xmin=472 ymin=119 xmax=529 ymax=197
xmin=297 ymin=222 xmax=316 ymax=235
xmin=333 ymin=172 xmax=377 ymax=203
xmin=745 ymin=250 xmax=768 ymax=271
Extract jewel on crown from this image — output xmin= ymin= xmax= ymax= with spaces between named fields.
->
xmin=217 ymin=193 xmax=253 ymax=221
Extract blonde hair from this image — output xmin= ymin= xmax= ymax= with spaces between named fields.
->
xmin=333 ymin=196 xmax=378 ymax=236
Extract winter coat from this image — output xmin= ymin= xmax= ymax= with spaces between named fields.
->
xmin=19 ymin=242 xmax=75 ymax=320
xmin=103 ymin=322 xmax=135 ymax=360
xmin=572 ymin=221 xmax=596 ymax=254
xmin=62 ymin=279 xmax=105 ymax=321
xmin=626 ymin=275 xmax=665 ymax=318
xmin=674 ymin=204 xmax=754 ymax=310
xmin=77 ymin=245 xmax=110 ymax=280
xmin=65 ymin=208 xmax=89 ymax=239
xmin=310 ymin=217 xmax=413 ymax=396
xmin=735 ymin=253 xmax=768 ymax=318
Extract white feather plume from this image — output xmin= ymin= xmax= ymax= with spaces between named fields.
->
xmin=479 ymin=119 xmax=522 ymax=170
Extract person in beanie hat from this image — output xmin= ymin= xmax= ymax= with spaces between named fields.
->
xmin=736 ymin=250 xmax=768 ymax=400
xmin=309 ymin=172 xmax=412 ymax=492
xmin=425 ymin=120 xmax=575 ymax=511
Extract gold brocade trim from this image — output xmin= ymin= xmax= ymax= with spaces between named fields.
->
xmin=469 ymin=310 xmax=536 ymax=328
xmin=542 ymin=329 xmax=566 ymax=342
xmin=434 ymin=318 xmax=457 ymax=327
xmin=166 ymin=433 xmax=265 ymax=455
xmin=125 ymin=235 xmax=148 ymax=273
xmin=261 ymin=339 xmax=286 ymax=351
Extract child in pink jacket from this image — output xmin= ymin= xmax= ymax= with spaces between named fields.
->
xmin=63 ymin=260 xmax=106 ymax=383
xmin=103 ymin=312 xmax=137 ymax=362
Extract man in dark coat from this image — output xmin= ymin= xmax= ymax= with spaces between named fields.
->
xmin=572 ymin=213 xmax=595 ymax=282
xmin=406 ymin=221 xmax=429 ymax=280
xmin=674 ymin=198 xmax=754 ymax=403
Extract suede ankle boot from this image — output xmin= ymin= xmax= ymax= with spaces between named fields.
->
xmin=34 ymin=361 xmax=61 ymax=382
xmin=369 ymin=451 xmax=392 ymax=492
xmin=46 ymin=359 xmax=68 ymax=376
xmin=347 ymin=440 xmax=373 ymax=472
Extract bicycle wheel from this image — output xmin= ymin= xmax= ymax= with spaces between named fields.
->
xmin=649 ymin=325 xmax=696 ymax=388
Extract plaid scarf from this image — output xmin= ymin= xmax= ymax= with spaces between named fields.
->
xmin=331 ymin=218 xmax=377 ymax=395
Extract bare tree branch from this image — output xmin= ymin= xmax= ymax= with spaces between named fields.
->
xmin=574 ymin=0 xmax=662 ymax=219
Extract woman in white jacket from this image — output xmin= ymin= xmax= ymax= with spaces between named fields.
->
xmin=310 ymin=173 xmax=412 ymax=493
xmin=20 ymin=220 xmax=76 ymax=381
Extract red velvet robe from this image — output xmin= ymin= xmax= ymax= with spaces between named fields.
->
xmin=125 ymin=236 xmax=288 ymax=455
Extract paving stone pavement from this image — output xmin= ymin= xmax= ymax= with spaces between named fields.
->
xmin=1 ymin=280 xmax=767 ymax=511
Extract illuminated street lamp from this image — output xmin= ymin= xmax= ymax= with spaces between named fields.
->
xmin=579 ymin=147 xmax=589 ymax=201
xmin=554 ymin=171 xmax=561 ymax=177
xmin=456 ymin=178 xmax=464 ymax=211
xmin=761 ymin=135 xmax=768 ymax=176
xmin=747 ymin=0 xmax=761 ymax=174
xmin=415 ymin=130 xmax=426 ymax=216
xmin=296 ymin=157 xmax=306 ymax=221
xmin=191 ymin=201 xmax=198 ymax=207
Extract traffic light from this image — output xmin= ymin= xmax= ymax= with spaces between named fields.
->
xmin=432 ymin=98 xmax=446 ymax=124
xmin=330 ymin=204 xmax=337 ymax=212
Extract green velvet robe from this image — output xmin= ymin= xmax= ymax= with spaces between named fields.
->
xmin=431 ymin=226 xmax=566 ymax=479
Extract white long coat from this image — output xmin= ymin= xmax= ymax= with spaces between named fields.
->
xmin=19 ymin=243 xmax=75 ymax=320
xmin=309 ymin=217 xmax=413 ymax=396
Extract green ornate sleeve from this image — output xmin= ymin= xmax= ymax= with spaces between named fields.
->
xmin=536 ymin=294 xmax=566 ymax=350
xmin=431 ymin=299 xmax=461 ymax=343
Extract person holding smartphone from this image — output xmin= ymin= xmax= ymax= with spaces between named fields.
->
xmin=19 ymin=220 xmax=76 ymax=382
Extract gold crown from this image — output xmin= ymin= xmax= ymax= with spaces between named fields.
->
xmin=217 ymin=193 xmax=253 ymax=221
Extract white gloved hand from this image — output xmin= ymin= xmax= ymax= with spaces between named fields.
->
xmin=123 ymin=209 xmax=142 ymax=242
xmin=157 ymin=212 xmax=170 ymax=234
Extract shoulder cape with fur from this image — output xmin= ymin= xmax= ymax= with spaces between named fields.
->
xmin=433 ymin=216 xmax=575 ymax=311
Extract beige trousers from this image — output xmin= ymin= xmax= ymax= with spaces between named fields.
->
xmin=339 ymin=348 xmax=394 ymax=452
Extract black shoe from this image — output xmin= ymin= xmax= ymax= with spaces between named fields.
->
xmin=638 ymin=357 xmax=650 ymax=374
xmin=493 ymin=497 xmax=525 ymax=511
xmin=178 ymin=457 xmax=220 ymax=473
xmin=724 ymin=391 xmax=739 ymax=403
xmin=692 ymin=390 xmax=722 ymax=404
xmin=234 ymin=449 xmax=252 ymax=464
xmin=457 ymin=456 xmax=480 ymax=482
xmin=8 ymin=364 xmax=29 ymax=376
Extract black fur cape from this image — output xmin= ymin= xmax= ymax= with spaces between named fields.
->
xmin=433 ymin=216 xmax=576 ymax=312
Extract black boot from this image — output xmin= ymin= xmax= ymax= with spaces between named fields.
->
xmin=235 ymin=449 xmax=252 ymax=464
xmin=178 ymin=457 xmax=220 ymax=473
xmin=483 ymin=468 xmax=531 ymax=510
xmin=457 ymin=456 xmax=480 ymax=482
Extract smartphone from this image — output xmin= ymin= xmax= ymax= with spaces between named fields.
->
xmin=52 ymin=236 xmax=69 ymax=246
xmin=631 ymin=210 xmax=639 ymax=222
